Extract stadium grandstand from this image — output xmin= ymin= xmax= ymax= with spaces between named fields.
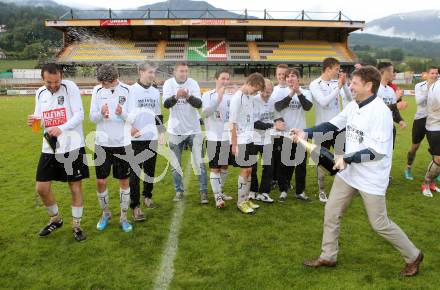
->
xmin=46 ymin=9 xmax=364 ymax=81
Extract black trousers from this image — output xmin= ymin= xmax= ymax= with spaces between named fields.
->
xmin=274 ymin=137 xmax=307 ymax=194
xmin=129 ymin=140 xmax=158 ymax=209
xmin=250 ymin=144 xmax=273 ymax=194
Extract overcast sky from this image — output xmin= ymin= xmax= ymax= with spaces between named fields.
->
xmin=54 ymin=0 xmax=440 ymax=22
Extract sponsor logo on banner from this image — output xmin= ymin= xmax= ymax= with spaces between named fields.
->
xmin=190 ymin=19 xmax=226 ymax=25
xmin=43 ymin=108 xmax=67 ymax=127
xmin=100 ymin=19 xmax=131 ymax=26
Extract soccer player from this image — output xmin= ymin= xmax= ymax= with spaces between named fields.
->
xmin=274 ymin=68 xmax=313 ymax=202
xmin=202 ymin=69 xmax=235 ymax=208
xmin=90 ymin=64 xmax=133 ymax=233
xmin=163 ymin=62 xmax=208 ymax=204
xmin=271 ymin=64 xmax=290 ymax=188
xmin=230 ymin=72 xmax=265 ymax=214
xmin=126 ymin=61 xmax=164 ymax=221
xmin=292 ymin=66 xmax=423 ymax=277
xmin=421 ymin=73 xmax=440 ymax=197
xmin=27 ymin=63 xmax=89 ymax=241
xmin=250 ymin=78 xmax=280 ymax=203
xmin=405 ymin=67 xmax=439 ymax=180
xmin=377 ymin=62 xmax=407 ymax=150
xmin=309 ymin=57 xmax=352 ymax=203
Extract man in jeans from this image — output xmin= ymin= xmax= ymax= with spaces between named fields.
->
xmin=163 ymin=62 xmax=208 ymax=204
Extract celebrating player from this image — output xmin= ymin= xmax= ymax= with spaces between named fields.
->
xmin=163 ymin=62 xmax=208 ymax=204
xmin=28 ymin=63 xmax=89 ymax=241
xmin=309 ymin=57 xmax=352 ymax=203
xmin=404 ymin=67 xmax=439 ymax=180
xmin=126 ymin=61 xmax=164 ymax=221
xmin=229 ymin=72 xmax=265 ymax=214
xmin=291 ymin=66 xmax=423 ymax=277
xmin=274 ymin=68 xmax=313 ymax=202
xmin=202 ymin=69 xmax=235 ymax=208
xmin=421 ymin=72 xmax=440 ymax=197
xmin=90 ymin=64 xmax=133 ymax=233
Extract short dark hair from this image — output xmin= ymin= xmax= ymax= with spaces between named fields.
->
xmin=428 ymin=66 xmax=439 ymax=72
xmin=322 ymin=57 xmax=340 ymax=72
xmin=377 ymin=62 xmax=393 ymax=73
xmin=174 ymin=62 xmax=188 ymax=69
xmin=41 ymin=63 xmax=63 ymax=78
xmin=97 ymin=64 xmax=119 ymax=83
xmin=352 ymin=65 xmax=381 ymax=94
xmin=214 ymin=69 xmax=230 ymax=80
xmin=246 ymin=72 xmax=265 ymax=91
xmin=285 ymin=68 xmax=300 ymax=79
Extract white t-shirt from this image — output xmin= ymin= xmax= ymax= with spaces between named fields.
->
xmin=229 ymin=90 xmax=254 ymax=145
xmin=427 ymin=80 xmax=440 ymax=131
xmin=330 ymin=97 xmax=393 ymax=195
xmin=126 ymin=82 xmax=161 ymax=141
xmin=253 ymin=94 xmax=275 ymax=145
xmin=309 ymin=77 xmax=352 ymax=125
xmin=34 ymin=80 xmax=85 ymax=154
xmin=162 ymin=77 xmax=202 ymax=135
xmin=270 ymin=85 xmax=290 ymax=137
xmin=90 ymin=81 xmax=131 ymax=147
xmin=414 ymin=81 xmax=429 ymax=120
xmin=201 ymin=89 xmax=232 ymax=142
xmin=377 ymin=84 xmax=397 ymax=106
xmin=273 ymin=87 xmax=312 ymax=133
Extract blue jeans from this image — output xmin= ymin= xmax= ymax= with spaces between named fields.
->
xmin=168 ymin=134 xmax=208 ymax=194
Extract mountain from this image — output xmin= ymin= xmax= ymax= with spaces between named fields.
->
xmin=349 ymin=33 xmax=440 ymax=59
xmin=137 ymin=0 xmax=253 ymax=19
xmin=364 ymin=10 xmax=440 ymax=42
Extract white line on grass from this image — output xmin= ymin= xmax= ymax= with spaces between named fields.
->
xmin=153 ymin=157 xmax=195 ymax=290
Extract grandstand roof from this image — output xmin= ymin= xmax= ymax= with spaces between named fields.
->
xmin=46 ymin=9 xmax=364 ymax=31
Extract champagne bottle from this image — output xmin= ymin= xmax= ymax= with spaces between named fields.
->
xmin=297 ymin=138 xmax=339 ymax=176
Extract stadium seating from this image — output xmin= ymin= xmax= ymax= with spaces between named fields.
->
xmin=57 ymin=39 xmax=355 ymax=63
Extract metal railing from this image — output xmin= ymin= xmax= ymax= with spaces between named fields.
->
xmin=58 ymin=9 xmax=357 ymax=22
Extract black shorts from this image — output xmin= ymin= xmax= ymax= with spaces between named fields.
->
xmin=427 ymin=131 xmax=440 ymax=156
xmin=36 ymin=147 xmax=89 ymax=182
xmin=94 ymin=145 xmax=131 ymax=180
xmin=231 ymin=143 xmax=257 ymax=168
xmin=412 ymin=117 xmax=427 ymax=144
xmin=206 ymin=140 xmax=232 ymax=169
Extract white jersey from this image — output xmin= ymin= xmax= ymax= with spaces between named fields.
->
xmin=229 ymin=90 xmax=254 ymax=145
xmin=330 ymin=97 xmax=393 ymax=196
xmin=34 ymin=80 xmax=85 ymax=154
xmin=127 ymin=82 xmax=161 ymax=141
xmin=253 ymin=94 xmax=275 ymax=145
xmin=426 ymin=80 xmax=440 ymax=131
xmin=162 ymin=77 xmax=202 ymax=135
xmin=202 ymin=89 xmax=232 ymax=142
xmin=309 ymin=77 xmax=352 ymax=125
xmin=270 ymin=85 xmax=290 ymax=137
xmin=273 ymin=87 xmax=312 ymax=133
xmin=414 ymin=81 xmax=429 ymax=120
xmin=377 ymin=84 xmax=397 ymax=106
xmin=90 ymin=81 xmax=131 ymax=147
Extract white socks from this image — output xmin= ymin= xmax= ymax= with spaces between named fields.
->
xmin=237 ymin=175 xmax=249 ymax=205
xmin=210 ymin=171 xmax=221 ymax=197
xmin=120 ymin=188 xmax=131 ymax=220
xmin=97 ymin=189 xmax=110 ymax=215
xmin=46 ymin=203 xmax=60 ymax=222
xmin=72 ymin=206 xmax=83 ymax=227
xmin=220 ymin=169 xmax=228 ymax=193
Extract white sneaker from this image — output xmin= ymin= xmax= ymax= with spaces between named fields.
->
xmin=296 ymin=192 xmax=311 ymax=202
xmin=256 ymin=193 xmax=274 ymax=203
xmin=279 ymin=191 xmax=287 ymax=202
xmin=319 ymin=191 xmax=328 ymax=203
xmin=173 ymin=191 xmax=184 ymax=202
xmin=421 ymin=185 xmax=433 ymax=198
xmin=220 ymin=193 xmax=233 ymax=201
xmin=249 ymin=191 xmax=257 ymax=200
